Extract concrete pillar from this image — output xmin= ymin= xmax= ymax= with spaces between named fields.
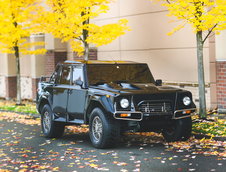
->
xmin=0 ymin=53 xmax=8 ymax=98
xmin=2 ymin=53 xmax=17 ymax=100
xmin=215 ymin=30 xmax=226 ymax=113
xmin=30 ymin=34 xmax=46 ymax=100
xmin=209 ymin=35 xmax=217 ymax=109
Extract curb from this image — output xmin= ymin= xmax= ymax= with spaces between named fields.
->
xmin=193 ymin=134 xmax=226 ymax=142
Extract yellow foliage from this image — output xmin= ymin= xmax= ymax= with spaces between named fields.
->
xmin=86 ymin=19 xmax=129 ymax=46
xmin=42 ymin=0 xmax=130 ymax=56
xmin=153 ymin=0 xmax=226 ymax=35
xmin=0 ymin=0 xmax=46 ymax=55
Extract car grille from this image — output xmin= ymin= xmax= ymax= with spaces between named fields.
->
xmin=138 ymin=101 xmax=172 ymax=114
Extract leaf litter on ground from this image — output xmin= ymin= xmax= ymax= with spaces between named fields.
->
xmin=0 ymin=109 xmax=226 ymax=171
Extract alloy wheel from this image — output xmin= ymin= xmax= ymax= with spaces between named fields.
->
xmin=92 ymin=116 xmax=103 ymax=142
xmin=43 ymin=111 xmax=51 ymax=133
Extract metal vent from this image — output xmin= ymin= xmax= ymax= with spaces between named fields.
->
xmin=138 ymin=101 xmax=172 ymax=114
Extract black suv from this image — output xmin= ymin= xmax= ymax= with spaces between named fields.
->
xmin=36 ymin=60 xmax=196 ymax=148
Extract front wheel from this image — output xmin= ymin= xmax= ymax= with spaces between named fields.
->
xmin=89 ymin=108 xmax=120 ymax=149
xmin=41 ymin=104 xmax=65 ymax=138
xmin=162 ymin=117 xmax=192 ymax=142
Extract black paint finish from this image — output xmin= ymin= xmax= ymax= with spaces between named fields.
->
xmin=36 ymin=60 xmax=196 ymax=131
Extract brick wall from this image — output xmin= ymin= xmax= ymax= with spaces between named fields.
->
xmin=2 ymin=49 xmax=98 ymax=100
xmin=45 ymin=51 xmax=67 ymax=76
xmin=216 ymin=61 xmax=226 ymax=111
xmin=5 ymin=76 xmax=17 ymax=99
xmin=32 ymin=78 xmax=39 ymax=100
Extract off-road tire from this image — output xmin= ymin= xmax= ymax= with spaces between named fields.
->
xmin=89 ymin=108 xmax=120 ymax=149
xmin=162 ymin=117 xmax=192 ymax=142
xmin=41 ymin=104 xmax=65 ymax=138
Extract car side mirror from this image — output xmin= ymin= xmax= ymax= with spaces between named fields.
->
xmin=156 ymin=79 xmax=162 ymax=86
xmin=75 ymin=80 xmax=83 ymax=87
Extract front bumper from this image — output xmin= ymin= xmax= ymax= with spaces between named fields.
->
xmin=173 ymin=108 xmax=196 ymax=119
xmin=113 ymin=108 xmax=196 ymax=121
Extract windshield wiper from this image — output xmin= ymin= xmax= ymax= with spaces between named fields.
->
xmin=113 ymin=80 xmax=128 ymax=84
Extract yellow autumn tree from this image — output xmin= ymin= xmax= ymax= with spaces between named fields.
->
xmin=43 ymin=0 xmax=129 ymax=60
xmin=154 ymin=0 xmax=226 ymax=118
xmin=0 ymin=0 xmax=46 ymax=104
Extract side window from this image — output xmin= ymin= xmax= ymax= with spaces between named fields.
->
xmin=59 ymin=66 xmax=72 ymax=85
xmin=72 ymin=65 xmax=84 ymax=85
xmin=49 ymin=65 xmax=61 ymax=84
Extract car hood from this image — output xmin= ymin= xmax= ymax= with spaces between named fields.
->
xmin=90 ymin=82 xmax=182 ymax=95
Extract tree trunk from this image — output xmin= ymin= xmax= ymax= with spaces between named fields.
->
xmin=82 ymin=11 xmax=90 ymax=61
xmin=82 ymin=26 xmax=89 ymax=61
xmin=14 ymin=45 xmax=22 ymax=105
xmin=196 ymin=31 xmax=207 ymax=118
xmin=84 ymin=41 xmax=89 ymax=61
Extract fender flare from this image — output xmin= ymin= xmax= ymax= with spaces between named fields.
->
xmin=38 ymin=97 xmax=51 ymax=114
xmin=85 ymin=95 xmax=114 ymax=123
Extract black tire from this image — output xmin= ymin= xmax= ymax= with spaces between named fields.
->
xmin=181 ymin=117 xmax=192 ymax=141
xmin=162 ymin=117 xmax=192 ymax=142
xmin=89 ymin=108 xmax=120 ymax=149
xmin=41 ymin=104 xmax=65 ymax=138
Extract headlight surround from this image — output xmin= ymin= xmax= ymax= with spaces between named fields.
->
xmin=183 ymin=96 xmax=191 ymax=106
xmin=120 ymin=98 xmax=130 ymax=109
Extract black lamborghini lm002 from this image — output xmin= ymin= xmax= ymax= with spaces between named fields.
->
xmin=36 ymin=60 xmax=196 ymax=148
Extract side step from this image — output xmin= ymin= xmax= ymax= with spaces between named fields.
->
xmin=68 ymin=119 xmax=84 ymax=124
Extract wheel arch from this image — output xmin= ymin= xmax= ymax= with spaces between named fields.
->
xmin=85 ymin=100 xmax=109 ymax=124
xmin=38 ymin=98 xmax=50 ymax=114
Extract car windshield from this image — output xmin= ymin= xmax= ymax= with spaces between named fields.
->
xmin=87 ymin=63 xmax=155 ymax=85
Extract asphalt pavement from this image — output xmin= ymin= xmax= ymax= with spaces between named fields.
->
xmin=0 ymin=119 xmax=226 ymax=172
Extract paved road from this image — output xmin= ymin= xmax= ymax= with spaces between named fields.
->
xmin=0 ymin=119 xmax=225 ymax=172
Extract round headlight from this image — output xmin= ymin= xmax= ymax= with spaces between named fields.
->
xmin=120 ymin=98 xmax=129 ymax=108
xmin=183 ymin=96 xmax=191 ymax=106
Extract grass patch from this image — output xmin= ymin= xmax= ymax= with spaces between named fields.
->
xmin=192 ymin=115 xmax=226 ymax=137
xmin=0 ymin=100 xmax=37 ymax=114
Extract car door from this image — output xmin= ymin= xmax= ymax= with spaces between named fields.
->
xmin=52 ymin=65 xmax=72 ymax=120
xmin=67 ymin=64 xmax=88 ymax=120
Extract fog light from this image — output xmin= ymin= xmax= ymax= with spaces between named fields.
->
xmin=182 ymin=110 xmax=191 ymax=114
xmin=120 ymin=113 xmax=131 ymax=117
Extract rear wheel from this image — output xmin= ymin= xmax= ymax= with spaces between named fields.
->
xmin=89 ymin=108 xmax=120 ymax=148
xmin=41 ymin=104 xmax=65 ymax=138
xmin=162 ymin=117 xmax=192 ymax=142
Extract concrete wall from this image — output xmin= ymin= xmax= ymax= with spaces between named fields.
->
xmin=96 ymin=0 xmax=210 ymax=82
xmin=0 ymin=76 xmax=6 ymax=97
xmin=94 ymin=0 xmax=211 ymax=108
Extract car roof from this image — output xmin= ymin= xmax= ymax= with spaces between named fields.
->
xmin=63 ymin=60 xmax=140 ymax=65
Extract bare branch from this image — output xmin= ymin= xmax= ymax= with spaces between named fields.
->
xmin=75 ymin=36 xmax=83 ymax=42
xmin=202 ymin=24 xmax=218 ymax=44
